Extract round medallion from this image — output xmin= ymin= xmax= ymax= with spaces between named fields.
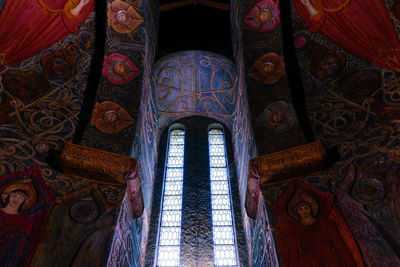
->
xmin=47 ymin=56 xmax=72 ymax=79
xmin=255 ymin=8 xmax=272 ymax=24
xmin=116 ymin=10 xmax=131 ymax=25
xmin=70 ymin=200 xmax=99 ymax=224
xmin=103 ymin=110 xmax=119 ymax=123
xmin=260 ymin=62 xmax=275 ymax=75
xmin=267 ymin=111 xmax=283 ymax=125
xmin=294 ymin=35 xmax=308 ymax=49
xmin=353 ymin=179 xmax=385 ymax=203
xmin=316 ymin=56 xmax=338 ymax=79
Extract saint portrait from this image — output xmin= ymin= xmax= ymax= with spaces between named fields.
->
xmin=272 ymin=181 xmax=364 ymax=267
xmin=0 ymin=0 xmax=95 ymax=69
xmin=0 ymin=166 xmax=55 ymax=267
xmin=293 ymin=0 xmax=400 ymax=72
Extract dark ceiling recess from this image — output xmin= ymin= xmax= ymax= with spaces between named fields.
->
xmin=157 ymin=0 xmax=232 ymax=60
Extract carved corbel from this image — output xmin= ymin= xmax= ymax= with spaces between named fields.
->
xmin=60 ymin=142 xmax=144 ymax=218
xmin=125 ymin=159 xmax=144 ymax=218
xmin=245 ymin=161 xmax=261 ymax=219
xmin=245 ymin=141 xmax=327 ymax=217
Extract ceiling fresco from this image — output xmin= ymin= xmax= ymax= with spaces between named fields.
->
xmin=1 ymin=0 xmax=400 ymax=266
xmin=152 ymin=51 xmax=238 ymax=129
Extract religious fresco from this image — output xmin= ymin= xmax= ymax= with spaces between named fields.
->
xmin=272 ymin=181 xmax=363 ymax=266
xmin=151 ymin=50 xmax=238 ymax=129
xmin=0 ymin=0 xmax=95 ymax=70
xmin=1 ymin=0 xmax=400 ymax=265
xmin=241 ymin=0 xmax=306 ymax=156
xmin=0 ymin=166 xmax=55 ymax=267
xmin=293 ymin=0 xmax=400 ymax=72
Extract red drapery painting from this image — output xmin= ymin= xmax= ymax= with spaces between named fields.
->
xmin=0 ymin=166 xmax=55 ymax=267
xmin=0 ymin=0 xmax=95 ymax=69
xmin=293 ymin=0 xmax=400 ymax=72
xmin=272 ymin=181 xmax=364 ymax=267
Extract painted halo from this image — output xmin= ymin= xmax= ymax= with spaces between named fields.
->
xmin=1 ymin=183 xmax=37 ymax=211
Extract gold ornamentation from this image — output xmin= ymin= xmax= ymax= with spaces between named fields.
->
xmin=61 ymin=142 xmax=136 ymax=186
xmin=90 ymin=101 xmax=134 ymax=134
xmin=1 ymin=183 xmax=37 ymax=211
xmin=249 ymin=141 xmax=326 ymax=190
xmin=245 ymin=167 xmax=261 ymax=219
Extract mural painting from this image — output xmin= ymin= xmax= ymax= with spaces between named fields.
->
xmin=0 ymin=0 xmax=95 ymax=69
xmin=0 ymin=166 xmax=55 ymax=267
xmin=272 ymin=181 xmax=363 ymax=266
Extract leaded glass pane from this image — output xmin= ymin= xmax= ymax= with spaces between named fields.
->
xmin=211 ymin=194 xmax=231 ymax=210
xmin=159 ymin=227 xmax=181 ymax=245
xmin=211 ymin=180 xmax=229 ymax=195
xmin=168 ymin=145 xmax=185 ymax=157
xmin=208 ymin=134 xmax=224 ymax=145
xmin=164 ymin=181 xmax=183 ymax=196
xmin=156 ymin=128 xmax=185 ymax=267
xmin=210 ymin=168 xmax=228 ymax=181
xmin=157 ymin=246 xmax=180 ymax=267
xmin=212 ymin=210 xmax=233 ymax=226
xmin=165 ymin=168 xmax=183 ymax=181
xmin=208 ymin=127 xmax=238 ymax=266
xmin=210 ymin=156 xmax=226 ymax=167
xmin=169 ymin=135 xmax=185 ymax=145
xmin=161 ymin=210 xmax=182 ymax=227
xmin=209 ymin=144 xmax=225 ymax=156
xmin=213 ymin=245 xmax=237 ymax=266
xmin=213 ymin=227 xmax=235 ymax=245
xmin=163 ymin=195 xmax=182 ymax=210
xmin=167 ymin=156 xmax=184 ymax=167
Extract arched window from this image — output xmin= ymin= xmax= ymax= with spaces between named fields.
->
xmin=146 ymin=117 xmax=246 ymax=266
xmin=208 ymin=125 xmax=239 ymax=266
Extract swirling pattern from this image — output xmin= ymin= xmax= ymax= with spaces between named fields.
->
xmin=152 ymin=51 xmax=237 ymax=127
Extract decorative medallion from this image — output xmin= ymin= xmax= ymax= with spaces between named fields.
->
xmin=257 ymin=101 xmax=295 ymax=133
xmin=244 ymin=0 xmax=280 ymax=32
xmin=107 ymin=0 xmax=143 ymax=34
xmin=3 ymin=71 xmax=50 ymax=101
xmin=102 ymin=53 xmax=140 ymax=85
xmin=344 ymin=71 xmax=381 ymax=101
xmin=41 ymin=43 xmax=81 ymax=79
xmin=1 ymin=183 xmax=37 ymax=211
xmin=353 ymin=179 xmax=385 ymax=203
xmin=70 ymin=200 xmax=100 ymax=224
xmin=308 ymin=45 xmax=345 ymax=80
xmin=248 ymin=53 xmax=285 ymax=84
xmin=90 ymin=101 xmax=134 ymax=134
xmin=294 ymin=32 xmax=310 ymax=50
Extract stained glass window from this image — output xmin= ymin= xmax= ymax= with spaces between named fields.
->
xmin=208 ymin=127 xmax=239 ymax=266
xmin=156 ymin=128 xmax=185 ymax=266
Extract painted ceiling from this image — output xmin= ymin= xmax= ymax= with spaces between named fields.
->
xmin=1 ymin=0 xmax=400 ymax=266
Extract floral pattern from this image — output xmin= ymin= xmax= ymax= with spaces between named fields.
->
xmin=107 ymin=0 xmax=143 ymax=34
xmin=248 ymin=52 xmax=285 ymax=84
xmin=257 ymin=101 xmax=296 ymax=133
xmin=90 ymin=101 xmax=134 ymax=134
xmin=244 ymin=0 xmax=280 ymax=32
xmin=102 ymin=53 xmax=140 ymax=85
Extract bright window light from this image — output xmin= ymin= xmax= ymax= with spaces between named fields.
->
xmin=156 ymin=129 xmax=185 ymax=267
xmin=208 ymin=127 xmax=239 ymax=266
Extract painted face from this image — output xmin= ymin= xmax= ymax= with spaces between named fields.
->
xmin=112 ymin=64 xmax=128 ymax=76
xmin=267 ymin=111 xmax=283 ymax=125
xmin=260 ymin=62 xmax=275 ymax=74
xmin=104 ymin=111 xmax=118 ymax=122
xmin=256 ymin=8 xmax=272 ymax=24
xmin=116 ymin=10 xmax=130 ymax=24
xmin=8 ymin=191 xmax=26 ymax=209
xmin=296 ymin=203 xmax=312 ymax=220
